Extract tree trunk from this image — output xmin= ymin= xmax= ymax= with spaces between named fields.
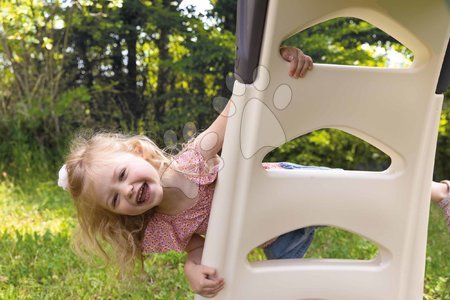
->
xmin=154 ymin=0 xmax=172 ymax=123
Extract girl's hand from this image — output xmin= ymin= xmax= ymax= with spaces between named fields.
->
xmin=185 ymin=235 xmax=224 ymax=297
xmin=185 ymin=263 xmax=225 ymax=298
xmin=280 ymin=46 xmax=314 ymax=78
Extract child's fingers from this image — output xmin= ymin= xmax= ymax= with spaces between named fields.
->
xmin=199 ymin=277 xmax=225 ymax=298
xmin=306 ymin=55 xmax=314 ymax=70
xmin=201 ymin=266 xmax=225 ymax=285
xmin=294 ymin=56 xmax=306 ymax=78
xmin=297 ymin=55 xmax=314 ymax=77
xmin=288 ymin=55 xmax=298 ymax=77
xmin=280 ymin=47 xmax=314 ymax=78
xmin=299 ymin=58 xmax=311 ymax=77
xmin=202 ymin=280 xmax=225 ymax=293
xmin=201 ymin=281 xmax=225 ymax=298
xmin=203 ymin=288 xmax=225 ymax=298
xmin=200 ymin=265 xmax=218 ymax=277
xmin=202 ymin=276 xmax=223 ymax=287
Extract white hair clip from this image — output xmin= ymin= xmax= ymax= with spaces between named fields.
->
xmin=58 ymin=164 xmax=69 ymax=191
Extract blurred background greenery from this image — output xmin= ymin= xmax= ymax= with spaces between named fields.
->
xmin=0 ymin=0 xmax=449 ymax=299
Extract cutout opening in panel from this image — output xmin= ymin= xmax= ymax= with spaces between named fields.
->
xmin=282 ymin=17 xmax=413 ymax=68
xmin=247 ymin=226 xmax=379 ymax=263
xmin=263 ymin=128 xmax=391 ymax=171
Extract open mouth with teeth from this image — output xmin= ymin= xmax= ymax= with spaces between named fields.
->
xmin=136 ymin=183 xmax=151 ymax=204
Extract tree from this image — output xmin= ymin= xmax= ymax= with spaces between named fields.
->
xmin=0 ymin=0 xmax=447 ymax=178
xmin=0 ymin=0 xmax=87 ymax=173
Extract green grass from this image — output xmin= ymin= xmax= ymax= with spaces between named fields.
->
xmin=1 ymin=176 xmax=449 ymax=299
xmin=0 ymin=177 xmax=192 ymax=299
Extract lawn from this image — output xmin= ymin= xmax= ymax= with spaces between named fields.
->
xmin=0 ymin=175 xmax=449 ymax=299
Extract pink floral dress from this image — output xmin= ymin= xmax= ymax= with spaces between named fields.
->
xmin=141 ymin=144 xmax=282 ymax=254
xmin=141 ymin=145 xmax=219 ymax=253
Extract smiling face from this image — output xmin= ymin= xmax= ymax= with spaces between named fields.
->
xmin=91 ymin=151 xmax=164 ymax=216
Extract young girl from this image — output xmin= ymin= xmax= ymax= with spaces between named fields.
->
xmin=58 ymin=47 xmax=450 ymax=298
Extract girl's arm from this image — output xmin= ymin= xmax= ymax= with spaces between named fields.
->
xmin=184 ymin=234 xmax=225 ymax=298
xmin=193 ymin=99 xmax=232 ymax=161
xmin=194 ymin=47 xmax=313 ymax=161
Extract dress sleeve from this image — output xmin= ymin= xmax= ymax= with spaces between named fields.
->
xmin=173 ymin=142 xmax=220 ymax=185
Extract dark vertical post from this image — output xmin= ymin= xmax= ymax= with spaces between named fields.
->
xmin=234 ymin=0 xmax=269 ymax=84
xmin=436 ymin=38 xmax=450 ymax=94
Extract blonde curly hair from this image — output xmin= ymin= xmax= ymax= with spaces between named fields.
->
xmin=64 ymin=132 xmax=172 ymax=275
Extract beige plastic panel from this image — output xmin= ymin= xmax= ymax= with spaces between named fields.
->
xmin=198 ymin=0 xmax=450 ymax=299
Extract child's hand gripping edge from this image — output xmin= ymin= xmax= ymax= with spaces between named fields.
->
xmin=280 ymin=46 xmax=314 ymax=78
xmin=184 ymin=234 xmax=225 ymax=298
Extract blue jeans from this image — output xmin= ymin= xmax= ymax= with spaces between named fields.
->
xmin=262 ymin=162 xmax=335 ymax=259
xmin=263 ymin=226 xmax=316 ymax=259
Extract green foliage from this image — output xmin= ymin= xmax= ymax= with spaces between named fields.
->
xmin=284 ymin=18 xmax=411 ymax=67
xmin=424 ymin=204 xmax=450 ymax=299
xmin=266 ymin=129 xmax=391 ymax=171
xmin=1 ymin=0 xmax=447 ymax=177
xmin=267 ymin=17 xmax=430 ymax=171
xmin=247 ymin=227 xmax=379 ymax=262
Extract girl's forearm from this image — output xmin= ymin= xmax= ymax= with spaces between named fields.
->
xmin=185 ymin=234 xmax=205 ymax=266
xmin=431 ymin=181 xmax=449 ymax=203
xmin=185 ymin=245 xmax=203 ymax=266
xmin=195 ymin=98 xmax=233 ymax=160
